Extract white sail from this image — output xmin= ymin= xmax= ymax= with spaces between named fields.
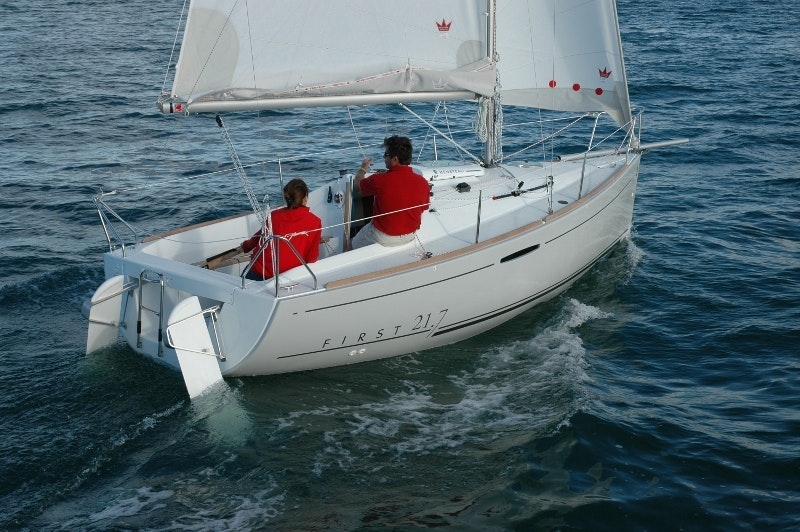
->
xmin=167 ymin=0 xmax=631 ymax=126
xmin=495 ymin=0 xmax=632 ymax=126
xmin=170 ymin=0 xmax=496 ymax=111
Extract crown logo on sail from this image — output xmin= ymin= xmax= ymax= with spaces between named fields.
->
xmin=599 ymin=67 xmax=612 ymax=79
xmin=436 ymin=19 xmax=452 ymax=32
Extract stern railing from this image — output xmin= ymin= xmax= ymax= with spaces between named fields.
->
xmin=241 ymin=234 xmax=319 ymax=294
xmin=93 ymin=192 xmax=139 ymax=254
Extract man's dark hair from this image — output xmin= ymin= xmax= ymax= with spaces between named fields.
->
xmin=383 ymin=135 xmax=413 ymax=165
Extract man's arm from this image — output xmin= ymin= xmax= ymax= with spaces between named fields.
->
xmin=353 ymin=157 xmax=373 ymax=190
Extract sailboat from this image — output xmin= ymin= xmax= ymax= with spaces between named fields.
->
xmin=85 ymin=0 xmax=686 ymax=398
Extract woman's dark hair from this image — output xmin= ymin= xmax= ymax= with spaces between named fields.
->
xmin=283 ymin=178 xmax=309 ymax=209
xmin=383 ymin=135 xmax=413 ymax=165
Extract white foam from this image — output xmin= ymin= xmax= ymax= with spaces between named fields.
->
xmin=89 ymin=486 xmax=174 ymax=522
xmin=77 ymin=484 xmax=286 ymax=531
xmin=168 ymin=489 xmax=285 ymax=530
xmin=563 ymin=298 xmax=614 ymax=328
xmin=269 ymin=296 xmax=613 ymax=479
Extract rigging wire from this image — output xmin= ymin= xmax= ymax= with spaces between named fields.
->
xmin=215 ymin=115 xmax=266 ymax=226
xmin=179 ymin=1 xmax=239 ymax=104
xmin=399 ymin=103 xmax=482 ymax=166
xmin=504 ymin=113 xmax=590 ymax=160
xmin=346 ymin=106 xmax=369 ymax=168
xmin=244 ymin=0 xmax=257 ymax=93
xmin=417 ymin=102 xmax=452 ymax=163
xmin=161 ymin=0 xmax=190 ymax=97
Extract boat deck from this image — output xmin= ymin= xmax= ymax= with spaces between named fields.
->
xmin=126 ymin=155 xmax=629 ymax=301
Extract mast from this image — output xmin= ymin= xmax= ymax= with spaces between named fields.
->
xmin=482 ymin=0 xmax=498 ymax=167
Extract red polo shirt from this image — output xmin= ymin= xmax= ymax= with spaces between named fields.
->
xmin=358 ymin=165 xmax=430 ymax=236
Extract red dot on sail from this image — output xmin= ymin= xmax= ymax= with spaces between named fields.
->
xmin=595 ymin=87 xmax=603 ymax=95
xmin=572 ymin=83 xmax=581 ymax=91
xmin=549 ymin=80 xmax=557 ymax=88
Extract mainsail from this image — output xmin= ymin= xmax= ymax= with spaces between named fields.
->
xmin=162 ymin=0 xmax=631 ymax=127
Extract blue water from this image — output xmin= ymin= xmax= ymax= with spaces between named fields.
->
xmin=2 ymin=0 xmax=799 ymax=530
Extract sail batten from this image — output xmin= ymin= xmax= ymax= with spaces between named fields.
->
xmin=165 ymin=0 xmax=632 ymax=126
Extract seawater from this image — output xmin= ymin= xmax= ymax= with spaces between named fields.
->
xmin=1 ymin=0 xmax=799 ymax=530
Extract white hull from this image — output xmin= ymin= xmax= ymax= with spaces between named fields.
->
xmin=87 ymin=153 xmax=641 ymax=394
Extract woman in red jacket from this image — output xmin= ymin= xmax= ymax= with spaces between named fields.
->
xmin=241 ymin=178 xmax=322 ymax=281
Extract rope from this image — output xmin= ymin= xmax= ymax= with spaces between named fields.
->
xmin=474 ymin=98 xmax=490 ymax=142
xmin=493 ymin=96 xmax=503 ymax=162
xmin=472 ymin=76 xmax=503 ymax=163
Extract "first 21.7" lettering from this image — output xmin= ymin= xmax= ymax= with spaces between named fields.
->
xmin=321 ymin=309 xmax=448 ymax=349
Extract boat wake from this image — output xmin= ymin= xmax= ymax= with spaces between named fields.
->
xmin=264 ymin=295 xmax=612 ymax=475
xmin=24 ymin=294 xmax=616 ymax=530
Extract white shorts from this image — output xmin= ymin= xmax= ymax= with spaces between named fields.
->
xmin=351 ymin=222 xmax=415 ymax=249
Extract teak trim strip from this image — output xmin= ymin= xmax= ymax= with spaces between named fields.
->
xmin=324 ymin=219 xmax=545 ymax=290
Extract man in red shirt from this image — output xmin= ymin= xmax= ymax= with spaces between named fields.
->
xmin=351 ymin=135 xmax=430 ymax=249
xmin=241 ymin=178 xmax=322 ymax=280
